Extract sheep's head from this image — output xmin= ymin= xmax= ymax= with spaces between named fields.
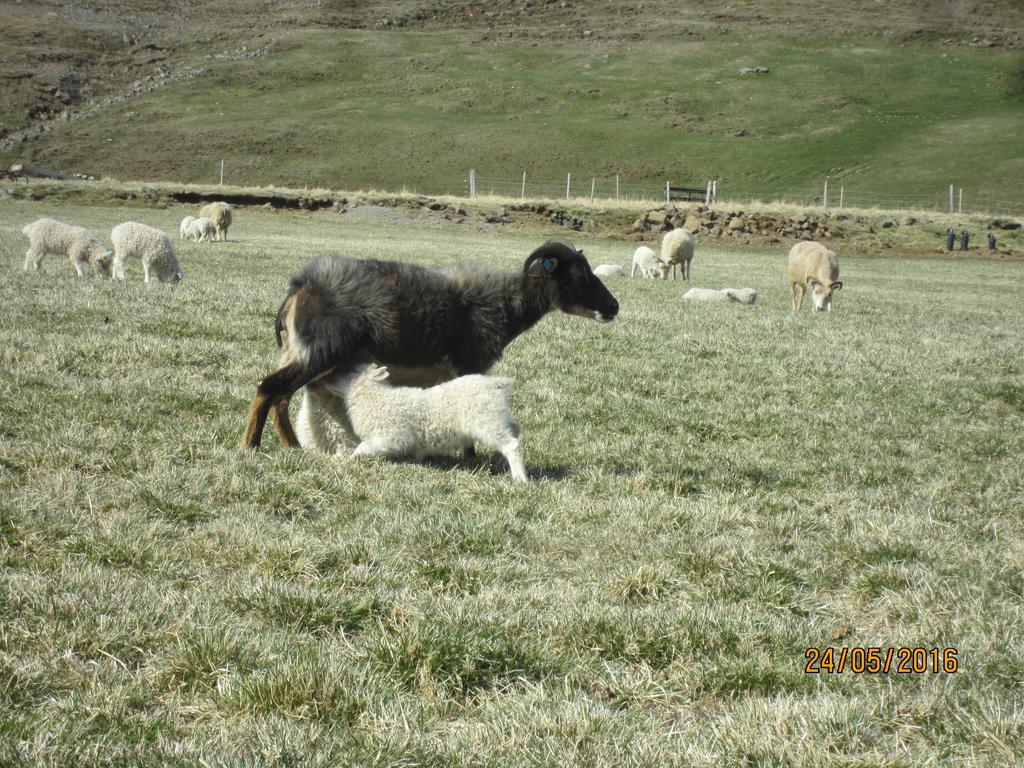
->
xmin=523 ymin=239 xmax=619 ymax=322
xmin=807 ymin=277 xmax=843 ymax=311
xmin=93 ymin=248 xmax=113 ymax=278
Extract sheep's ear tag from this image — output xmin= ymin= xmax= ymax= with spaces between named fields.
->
xmin=541 ymin=258 xmax=557 ymax=273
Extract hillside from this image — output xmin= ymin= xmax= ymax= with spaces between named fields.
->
xmin=2 ymin=0 xmax=1023 ymax=210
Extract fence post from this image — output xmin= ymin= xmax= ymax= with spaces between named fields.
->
xmin=958 ymin=188 xmax=963 ymax=214
xmin=219 ymin=160 xmax=224 ymax=186
xmin=705 ymin=181 xmax=711 ymax=206
xmin=839 ymin=186 xmax=844 ymax=208
xmin=469 ymin=169 xmax=476 ymax=198
xmin=665 ymin=181 xmax=670 ymax=204
xmin=823 ymin=179 xmax=829 ymax=208
xmin=590 ymin=177 xmax=595 ymax=202
xmin=616 ymin=174 xmax=620 ymax=200
xmin=566 ymin=173 xmax=571 ymax=200
xmin=949 ymin=184 xmax=954 ymax=214
xmin=712 ymin=180 xmax=718 ymax=203
xmin=521 ymin=171 xmax=526 ymax=199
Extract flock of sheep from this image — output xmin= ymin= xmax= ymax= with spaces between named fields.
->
xmin=20 ymin=202 xmax=842 ymax=481
xmin=593 ymin=228 xmax=843 ymax=313
xmin=20 ymin=201 xmax=232 ymax=284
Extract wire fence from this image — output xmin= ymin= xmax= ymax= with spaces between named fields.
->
xmin=458 ymin=170 xmax=1024 ymax=217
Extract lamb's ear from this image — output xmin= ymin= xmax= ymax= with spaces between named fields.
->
xmin=369 ymin=366 xmax=390 ymax=381
xmin=831 ymin=281 xmax=843 ymax=291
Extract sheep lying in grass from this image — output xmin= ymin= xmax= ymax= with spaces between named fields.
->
xmin=788 ymin=241 xmax=842 ymax=312
xmin=22 ymin=218 xmax=112 ymax=277
xmin=593 ymin=264 xmax=625 ymax=278
xmin=183 ymin=217 xmax=216 ymax=243
xmin=661 ymin=228 xmax=696 ymax=280
xmin=111 ymin=222 xmax=184 ymax=283
xmin=630 ymin=246 xmax=665 ymax=278
xmin=321 ymin=364 xmax=528 ymax=481
xmin=198 ymin=202 xmax=232 ymax=241
xmin=179 ymin=216 xmax=195 ymax=240
xmin=682 ymin=287 xmax=757 ymax=305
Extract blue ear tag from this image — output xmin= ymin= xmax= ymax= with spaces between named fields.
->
xmin=541 ymin=258 xmax=557 ymax=272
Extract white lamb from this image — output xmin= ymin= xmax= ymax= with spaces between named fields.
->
xmin=179 ymin=216 xmax=195 ymax=240
xmin=184 ymin=217 xmax=216 ymax=243
xmin=630 ymin=245 xmax=666 ymax=278
xmin=660 ymin=228 xmax=696 ymax=280
xmin=110 ymin=222 xmax=184 ymax=283
xmin=682 ymin=287 xmax=758 ymax=305
xmin=22 ymin=218 xmax=112 ymax=277
xmin=788 ymin=241 xmax=843 ymax=312
xmin=321 ymin=364 xmax=528 ymax=481
xmin=593 ymin=263 xmax=625 ymax=278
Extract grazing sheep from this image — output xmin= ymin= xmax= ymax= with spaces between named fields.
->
xmin=110 ymin=222 xmax=184 ymax=284
xmin=321 ymin=364 xmax=527 ymax=481
xmin=184 ymin=217 xmax=216 ymax=243
xmin=179 ymin=216 xmax=195 ymax=240
xmin=22 ymin=218 xmax=112 ymax=277
xmin=593 ymin=263 xmax=625 ymax=278
xmin=682 ymin=287 xmax=758 ymax=305
xmin=788 ymin=241 xmax=842 ymax=312
xmin=198 ymin=202 xmax=232 ymax=241
xmin=660 ymin=228 xmax=696 ymax=280
xmin=630 ymin=246 xmax=666 ymax=279
xmin=242 ymin=238 xmax=620 ymax=450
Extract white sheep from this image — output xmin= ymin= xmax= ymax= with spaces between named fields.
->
xmin=660 ymin=228 xmax=696 ymax=280
xmin=682 ymin=287 xmax=758 ymax=305
xmin=321 ymin=364 xmax=528 ymax=481
xmin=184 ymin=217 xmax=216 ymax=243
xmin=788 ymin=241 xmax=842 ymax=312
xmin=179 ymin=216 xmax=195 ymax=240
xmin=110 ymin=222 xmax=184 ymax=283
xmin=22 ymin=218 xmax=112 ymax=277
xmin=198 ymin=202 xmax=232 ymax=241
xmin=593 ymin=263 xmax=625 ymax=278
xmin=630 ymin=245 xmax=666 ymax=278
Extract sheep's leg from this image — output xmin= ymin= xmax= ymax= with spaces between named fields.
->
xmin=791 ymin=283 xmax=805 ymax=312
xmin=241 ymin=362 xmax=319 ymax=450
xmin=143 ymin=260 xmax=152 ymax=284
xmin=270 ymin=396 xmax=300 ymax=447
xmin=685 ymin=260 xmax=692 ymax=280
xmin=24 ymin=246 xmax=43 ymax=272
xmin=351 ymin=439 xmax=392 ymax=458
xmin=500 ymin=438 xmax=528 ymax=482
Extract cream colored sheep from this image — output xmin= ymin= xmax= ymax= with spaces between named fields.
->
xmin=788 ymin=241 xmax=843 ymax=312
xmin=198 ymin=202 xmax=232 ymax=241
xmin=321 ymin=364 xmax=528 ymax=481
xmin=593 ymin=264 xmax=625 ymax=278
xmin=630 ymin=245 xmax=665 ymax=278
xmin=184 ymin=217 xmax=216 ymax=243
xmin=660 ymin=228 xmax=696 ymax=280
xmin=179 ymin=216 xmax=195 ymax=240
xmin=682 ymin=287 xmax=758 ymax=305
xmin=22 ymin=218 xmax=111 ymax=277
xmin=111 ymin=222 xmax=183 ymax=284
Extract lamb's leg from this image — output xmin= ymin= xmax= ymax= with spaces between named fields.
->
xmin=241 ymin=362 xmax=320 ymax=450
xmin=500 ymin=437 xmax=528 ymax=482
xmin=143 ymin=261 xmax=152 ymax=284
xmin=113 ymin=255 xmax=127 ymax=280
xmin=351 ymin=439 xmax=392 ymax=458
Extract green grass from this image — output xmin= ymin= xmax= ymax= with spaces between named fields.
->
xmin=4 ymin=1 xmax=1024 ymax=208
xmin=1 ymin=199 xmax=1023 ymax=765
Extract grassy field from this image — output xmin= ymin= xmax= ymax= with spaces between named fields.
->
xmin=1 ymin=199 xmax=1023 ymax=766
xmin=3 ymin=1 xmax=1024 ymax=208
